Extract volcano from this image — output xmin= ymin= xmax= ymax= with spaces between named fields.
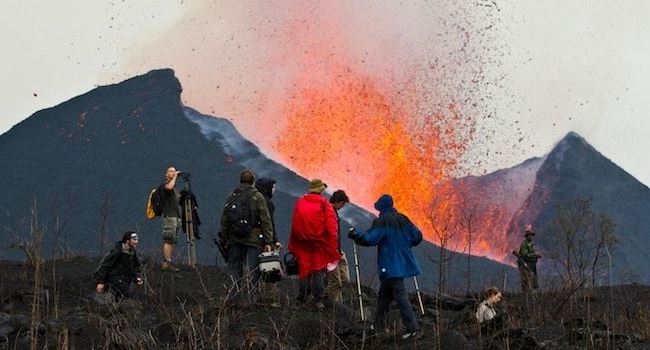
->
xmin=0 ymin=69 xmax=514 ymax=292
xmin=447 ymin=132 xmax=650 ymax=283
xmin=505 ymin=132 xmax=650 ymax=283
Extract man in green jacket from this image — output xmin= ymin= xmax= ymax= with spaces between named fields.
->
xmin=514 ymin=224 xmax=542 ymax=292
xmin=219 ymin=170 xmax=273 ymax=302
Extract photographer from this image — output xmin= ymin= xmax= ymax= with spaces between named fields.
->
xmin=160 ymin=165 xmax=182 ymax=272
xmin=94 ymin=231 xmax=143 ymax=301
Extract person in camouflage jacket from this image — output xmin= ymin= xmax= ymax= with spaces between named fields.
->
xmin=219 ymin=170 xmax=273 ymax=302
xmin=514 ymin=224 xmax=542 ymax=292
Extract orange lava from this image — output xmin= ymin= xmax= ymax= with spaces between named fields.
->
xmin=275 ymin=61 xmax=489 ymax=258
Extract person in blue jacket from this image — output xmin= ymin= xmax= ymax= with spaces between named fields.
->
xmin=348 ymin=194 xmax=422 ymax=340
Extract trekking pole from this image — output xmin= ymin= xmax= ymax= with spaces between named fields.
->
xmin=352 ymin=242 xmax=365 ymax=321
xmin=413 ymin=276 xmax=425 ymax=315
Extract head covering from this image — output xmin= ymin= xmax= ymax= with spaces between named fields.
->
xmin=374 ymin=194 xmax=395 ymax=214
xmin=308 ymin=179 xmax=327 ymax=194
xmin=524 ymin=223 xmax=535 ymax=237
xmin=121 ymin=230 xmax=139 ymax=243
xmin=255 ymin=177 xmax=277 ymax=198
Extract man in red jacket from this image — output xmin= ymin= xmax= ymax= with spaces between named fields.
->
xmin=288 ymin=179 xmax=340 ymax=309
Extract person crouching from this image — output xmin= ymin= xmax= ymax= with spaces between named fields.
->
xmin=476 ymin=286 xmax=505 ymax=335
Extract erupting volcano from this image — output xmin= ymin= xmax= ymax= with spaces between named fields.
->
xmin=275 ymin=61 xmax=481 ymax=254
xmin=125 ymin=1 xmax=516 ymax=262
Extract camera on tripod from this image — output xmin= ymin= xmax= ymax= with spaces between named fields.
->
xmin=178 ymin=171 xmax=191 ymax=182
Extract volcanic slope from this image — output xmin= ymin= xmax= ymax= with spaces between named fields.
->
xmin=506 ymin=132 xmax=650 ymax=283
xmin=0 ymin=69 xmax=515 ymax=291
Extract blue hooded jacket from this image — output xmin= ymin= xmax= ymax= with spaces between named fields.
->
xmin=350 ymin=194 xmax=422 ymax=281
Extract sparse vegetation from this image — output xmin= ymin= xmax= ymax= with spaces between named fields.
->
xmin=0 ymin=199 xmax=646 ymax=349
xmin=546 ymin=198 xmax=618 ymax=290
xmin=0 ymin=255 xmax=649 ymax=349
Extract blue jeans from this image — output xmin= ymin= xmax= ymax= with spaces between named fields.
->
xmin=227 ymin=243 xmax=262 ymax=300
xmin=375 ymin=278 xmax=418 ymax=333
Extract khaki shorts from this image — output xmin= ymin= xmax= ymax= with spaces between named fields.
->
xmin=162 ymin=216 xmax=181 ymax=244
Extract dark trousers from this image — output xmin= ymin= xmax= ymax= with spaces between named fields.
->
xmin=519 ymin=260 xmax=539 ymax=292
xmin=106 ymin=272 xmax=132 ymax=301
xmin=298 ymin=269 xmax=326 ymax=303
xmin=375 ymin=278 xmax=418 ymax=333
xmin=481 ymin=313 xmax=506 ymax=335
xmin=227 ymin=243 xmax=262 ymax=300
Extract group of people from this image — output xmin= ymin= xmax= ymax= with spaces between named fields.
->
xmin=93 ymin=166 xmax=426 ymax=339
xmin=215 ymin=170 xmax=425 ymax=339
xmin=93 ymin=165 xmax=544 ymax=340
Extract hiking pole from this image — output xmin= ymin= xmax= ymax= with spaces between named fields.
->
xmin=352 ymin=242 xmax=365 ymax=321
xmin=413 ymin=276 xmax=425 ymax=315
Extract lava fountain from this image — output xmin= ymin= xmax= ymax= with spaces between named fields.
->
xmin=126 ymin=1 xmax=513 ymax=261
xmin=275 ymin=58 xmax=480 ymax=254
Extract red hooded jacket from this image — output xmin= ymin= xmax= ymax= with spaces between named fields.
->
xmin=288 ymin=193 xmax=340 ymax=279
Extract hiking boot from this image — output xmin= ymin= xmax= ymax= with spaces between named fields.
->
xmin=161 ymin=261 xmax=180 ymax=272
xmin=401 ymin=331 xmax=421 ymax=340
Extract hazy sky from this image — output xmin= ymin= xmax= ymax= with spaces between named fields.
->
xmin=2 ymin=1 xmax=649 ymax=185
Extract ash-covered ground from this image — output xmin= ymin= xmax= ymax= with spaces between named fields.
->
xmin=1 ymin=257 xmax=648 ymax=349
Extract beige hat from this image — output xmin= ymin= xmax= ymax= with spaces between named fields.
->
xmin=308 ymin=179 xmax=328 ymax=193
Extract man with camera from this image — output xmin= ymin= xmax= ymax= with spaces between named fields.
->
xmin=513 ymin=224 xmax=542 ymax=293
xmin=160 ymin=166 xmax=182 ymax=272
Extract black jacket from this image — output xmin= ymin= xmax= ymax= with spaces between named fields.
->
xmin=255 ymin=178 xmax=277 ymax=243
xmin=93 ymin=241 xmax=142 ymax=284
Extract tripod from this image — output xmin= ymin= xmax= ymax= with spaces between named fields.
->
xmin=181 ymin=174 xmax=198 ymax=267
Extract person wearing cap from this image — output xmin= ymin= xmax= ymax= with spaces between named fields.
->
xmin=323 ymin=189 xmax=351 ymax=304
xmin=288 ymin=179 xmax=340 ymax=309
xmin=348 ymin=194 xmax=422 ymax=340
xmin=219 ymin=170 xmax=274 ymax=302
xmin=514 ymin=224 xmax=542 ymax=292
xmin=94 ymin=231 xmax=143 ymax=301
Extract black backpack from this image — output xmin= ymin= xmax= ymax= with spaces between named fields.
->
xmin=223 ymin=188 xmax=255 ymax=239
